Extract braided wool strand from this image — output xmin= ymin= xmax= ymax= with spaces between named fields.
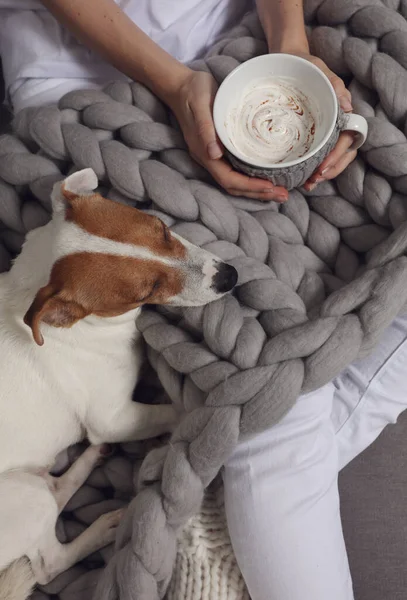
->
xmin=1 ymin=2 xmax=407 ymax=598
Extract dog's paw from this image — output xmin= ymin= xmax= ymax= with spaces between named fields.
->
xmin=94 ymin=509 xmax=126 ymax=546
xmin=94 ymin=443 xmax=115 ymax=465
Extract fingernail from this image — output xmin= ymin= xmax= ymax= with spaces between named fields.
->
xmin=262 ymin=188 xmax=275 ymax=193
xmin=339 ymin=95 xmax=353 ymax=112
xmin=276 ymin=193 xmax=288 ymax=202
xmin=307 ymin=182 xmax=318 ymax=191
xmin=320 ymin=166 xmax=332 ymax=176
xmin=312 ymin=175 xmax=325 ymax=184
xmin=207 ymin=141 xmax=223 ymax=160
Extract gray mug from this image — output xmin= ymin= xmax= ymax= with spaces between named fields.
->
xmin=213 ymin=54 xmax=368 ymax=191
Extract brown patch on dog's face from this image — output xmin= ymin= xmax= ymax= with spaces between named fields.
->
xmin=63 ymin=187 xmax=187 ymax=260
xmin=53 ymin=252 xmax=184 ymax=312
xmin=24 ymin=252 xmax=184 ymax=345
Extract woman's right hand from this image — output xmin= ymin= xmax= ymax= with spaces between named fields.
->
xmin=167 ymin=70 xmax=289 ymax=202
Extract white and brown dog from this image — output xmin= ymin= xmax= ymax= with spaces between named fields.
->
xmin=0 ymin=168 xmax=237 ymax=599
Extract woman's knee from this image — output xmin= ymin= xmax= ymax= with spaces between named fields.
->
xmin=223 ymin=384 xmax=353 ymax=600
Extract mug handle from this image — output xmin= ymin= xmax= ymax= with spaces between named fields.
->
xmin=340 ymin=113 xmax=368 ymax=151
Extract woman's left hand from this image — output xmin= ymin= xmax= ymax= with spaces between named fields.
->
xmin=291 ymin=53 xmax=356 ymax=191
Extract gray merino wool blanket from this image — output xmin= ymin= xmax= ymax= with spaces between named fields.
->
xmin=2 ymin=0 xmax=407 ymax=598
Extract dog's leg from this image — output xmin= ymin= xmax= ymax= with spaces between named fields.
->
xmin=87 ymin=401 xmax=179 ymax=444
xmin=46 ymin=444 xmax=111 ymax=513
xmin=29 ymin=509 xmax=123 ymax=586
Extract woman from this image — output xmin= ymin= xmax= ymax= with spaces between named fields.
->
xmin=1 ymin=2 xmax=407 ymax=599
xmin=0 ymin=0 xmax=354 ymax=199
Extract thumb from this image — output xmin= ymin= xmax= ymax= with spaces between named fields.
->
xmin=194 ymin=102 xmax=223 ymax=160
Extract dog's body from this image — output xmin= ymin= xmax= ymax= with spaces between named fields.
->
xmin=0 ymin=221 xmax=145 ymax=473
xmin=0 ymin=169 xmax=237 ymax=599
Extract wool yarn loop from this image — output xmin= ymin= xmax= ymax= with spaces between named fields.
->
xmin=1 ymin=3 xmax=407 ymax=598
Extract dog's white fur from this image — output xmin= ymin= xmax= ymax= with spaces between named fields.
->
xmin=0 ymin=169 xmax=236 ymax=599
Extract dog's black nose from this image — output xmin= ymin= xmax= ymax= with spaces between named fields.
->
xmin=212 ymin=263 xmax=238 ymax=294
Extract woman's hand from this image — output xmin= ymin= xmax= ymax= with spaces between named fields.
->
xmin=167 ymin=70 xmax=289 ymax=202
xmin=256 ymin=0 xmax=356 ymax=191
xmin=292 ymin=53 xmax=356 ymax=191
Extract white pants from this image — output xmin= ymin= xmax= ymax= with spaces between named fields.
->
xmin=224 ymin=313 xmax=407 ymax=600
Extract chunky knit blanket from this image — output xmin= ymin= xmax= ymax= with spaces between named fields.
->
xmin=2 ymin=1 xmax=407 ymax=598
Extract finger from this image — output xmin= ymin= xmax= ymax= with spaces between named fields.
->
xmin=228 ymin=189 xmax=287 ymax=202
xmin=329 ymin=75 xmax=353 ymax=112
xmin=207 ymin=158 xmax=289 ymax=201
xmin=304 ymin=147 xmax=357 ymax=190
xmin=304 ymin=132 xmax=356 ymax=190
xmin=312 ymin=57 xmax=353 ymax=112
xmin=192 ymin=151 xmax=289 ymax=200
xmin=314 ymin=132 xmax=355 ymax=178
xmin=192 ymin=98 xmax=223 ymax=160
xmin=337 ymin=90 xmax=353 ymax=113
xmin=317 ymin=150 xmax=357 ymax=181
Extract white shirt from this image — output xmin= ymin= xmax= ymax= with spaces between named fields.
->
xmin=0 ymin=0 xmax=253 ymax=102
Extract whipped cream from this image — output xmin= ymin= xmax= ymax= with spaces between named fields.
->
xmin=226 ymin=76 xmax=316 ymax=164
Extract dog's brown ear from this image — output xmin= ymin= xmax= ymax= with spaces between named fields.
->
xmin=62 ymin=169 xmax=99 ymax=204
xmin=23 ymin=284 xmax=88 ymax=346
xmin=51 ymin=169 xmax=99 ymax=215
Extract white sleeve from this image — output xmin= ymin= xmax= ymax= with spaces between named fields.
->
xmin=0 ymin=1 xmax=44 ymax=9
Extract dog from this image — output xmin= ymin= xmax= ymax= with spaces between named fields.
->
xmin=0 ymin=168 xmax=237 ymax=599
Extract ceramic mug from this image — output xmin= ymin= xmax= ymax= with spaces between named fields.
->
xmin=213 ymin=54 xmax=368 ymax=190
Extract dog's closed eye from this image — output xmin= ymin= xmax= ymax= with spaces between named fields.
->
xmin=139 ymin=279 xmax=161 ymax=303
xmin=162 ymin=223 xmax=171 ymax=243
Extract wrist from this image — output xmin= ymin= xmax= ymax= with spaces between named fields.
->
xmin=268 ymin=30 xmax=310 ymax=55
xmin=156 ymin=63 xmax=192 ymax=102
xmin=164 ymin=67 xmax=196 ymax=113
xmin=132 ymin=50 xmax=192 ymax=105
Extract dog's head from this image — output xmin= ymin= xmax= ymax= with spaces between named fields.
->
xmin=24 ymin=169 xmax=237 ymax=345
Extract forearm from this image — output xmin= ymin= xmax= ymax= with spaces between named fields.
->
xmin=256 ymin=0 xmax=309 ymax=54
xmin=40 ymin=0 xmax=191 ymax=101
